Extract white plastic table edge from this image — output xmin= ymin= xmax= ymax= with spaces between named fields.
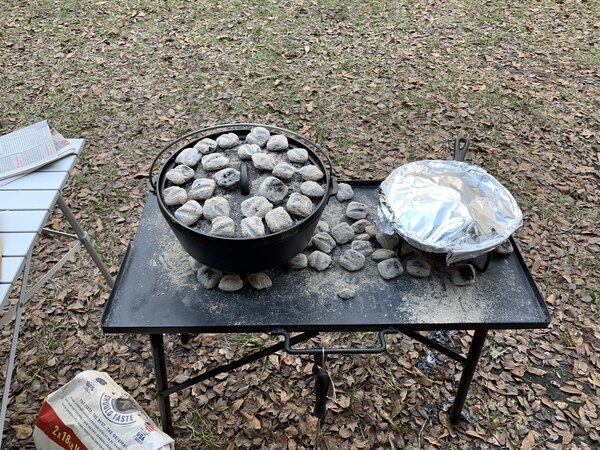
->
xmin=0 ymin=139 xmax=84 ymax=307
xmin=0 ymin=139 xmax=84 ymax=446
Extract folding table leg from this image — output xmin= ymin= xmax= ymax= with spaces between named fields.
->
xmin=449 ymin=329 xmax=488 ymax=424
xmin=150 ymin=334 xmax=174 ymax=437
xmin=0 ymin=254 xmax=32 ymax=449
xmin=56 ymin=195 xmax=115 ymax=288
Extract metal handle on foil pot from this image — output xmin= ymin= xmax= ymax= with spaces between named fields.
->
xmin=454 ymin=136 xmax=470 ymax=162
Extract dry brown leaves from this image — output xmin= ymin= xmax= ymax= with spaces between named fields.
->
xmin=1 ymin=0 xmax=599 ymax=449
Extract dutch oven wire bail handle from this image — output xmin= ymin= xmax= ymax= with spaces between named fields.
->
xmin=148 ymin=127 xmax=210 ymax=195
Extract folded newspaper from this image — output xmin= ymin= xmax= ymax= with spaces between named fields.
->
xmin=0 ymin=120 xmax=77 ymax=186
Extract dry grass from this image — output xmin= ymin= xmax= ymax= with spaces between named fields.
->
xmin=1 ymin=0 xmax=599 ymax=448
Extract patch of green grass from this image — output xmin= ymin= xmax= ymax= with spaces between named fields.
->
xmin=538 ymin=204 xmax=561 ymax=223
xmin=125 ymin=0 xmax=175 ymax=12
xmin=42 ymin=287 xmax=71 ymax=308
xmin=348 ymin=372 xmax=369 ymax=397
xmin=565 ymin=204 xmax=600 ymax=222
xmin=489 ymin=346 xmax=509 ymax=359
xmin=476 ymin=30 xmax=504 ymax=48
xmin=175 ymin=412 xmax=228 ymax=450
xmin=573 ymin=47 xmax=600 ymax=68
xmin=225 ymin=333 xmax=264 ymax=349
xmin=478 ymin=407 xmax=507 ymax=435
xmin=591 ymin=290 xmax=600 ymax=319
xmin=589 ymin=254 xmax=600 ymax=273
xmin=539 ymin=271 xmax=567 ymax=291
xmin=402 ymin=90 xmax=438 ymax=112
xmin=560 ymin=330 xmax=577 ymax=348
xmin=27 ymin=320 xmax=68 ymax=373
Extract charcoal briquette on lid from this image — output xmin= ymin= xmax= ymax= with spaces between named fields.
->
xmin=203 ymin=196 xmax=230 ymax=220
xmin=300 ymin=180 xmax=325 ymax=198
xmin=163 ymin=186 xmax=188 ymax=206
xmin=265 ymin=207 xmax=293 ymax=233
xmin=286 ymin=193 xmax=313 ymax=218
xmin=213 ymin=167 xmax=241 ymax=188
xmin=240 ymin=216 xmax=265 ymax=238
xmin=241 ymin=196 xmax=273 ymax=218
xmin=238 ymin=143 xmax=260 ymax=160
xmin=288 ymin=147 xmax=309 ymax=163
xmin=196 ymin=137 xmax=217 ymax=153
xmin=272 ymin=162 xmax=296 ymax=181
xmin=174 ymin=200 xmax=203 ymax=226
xmin=202 ymin=153 xmax=229 ymax=171
xmin=259 ymin=177 xmax=288 ymax=204
xmin=189 ymin=178 xmax=216 ymax=200
xmin=165 ymin=165 xmax=194 ymax=185
xmin=252 ymin=152 xmax=277 ymax=171
xmin=298 ymin=165 xmax=324 ymax=181
xmin=175 ymin=148 xmax=202 ymax=167
xmin=211 ymin=216 xmax=235 ymax=237
xmin=245 ymin=126 xmax=270 ymax=147
xmin=193 ymin=141 xmax=212 ymax=155
xmin=216 ymin=132 xmax=240 ymax=149
xmin=266 ymin=134 xmax=288 ymax=151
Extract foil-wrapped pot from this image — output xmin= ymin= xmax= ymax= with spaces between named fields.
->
xmin=377 ymin=160 xmax=523 ymax=263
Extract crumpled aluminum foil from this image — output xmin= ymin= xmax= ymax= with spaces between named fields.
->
xmin=377 ymin=160 xmax=523 ymax=263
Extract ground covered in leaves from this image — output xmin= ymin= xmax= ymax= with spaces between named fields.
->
xmin=1 ymin=0 xmax=599 ymax=448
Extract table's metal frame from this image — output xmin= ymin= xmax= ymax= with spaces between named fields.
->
xmin=149 ymin=327 xmax=488 ymax=436
xmin=101 ymin=184 xmax=550 ymax=440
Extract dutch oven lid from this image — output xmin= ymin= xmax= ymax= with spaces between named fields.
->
xmin=149 ymin=123 xmax=336 ymax=242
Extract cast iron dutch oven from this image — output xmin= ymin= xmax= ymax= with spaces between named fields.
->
xmin=149 ymin=123 xmax=337 ymax=273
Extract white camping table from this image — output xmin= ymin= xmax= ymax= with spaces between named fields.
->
xmin=0 ymin=139 xmax=114 ymax=445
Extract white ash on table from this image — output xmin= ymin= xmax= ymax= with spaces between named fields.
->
xmin=183 ymin=181 xmax=514 ymax=294
xmin=162 ymin=126 xmax=328 ymax=237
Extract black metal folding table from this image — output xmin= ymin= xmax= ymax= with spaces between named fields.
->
xmin=101 ymin=182 xmax=550 ymax=437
